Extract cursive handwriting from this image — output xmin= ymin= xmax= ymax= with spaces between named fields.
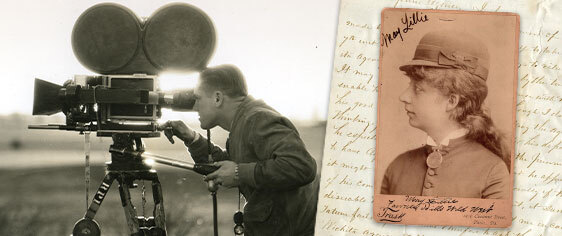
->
xmin=375 ymin=196 xmax=498 ymax=224
xmin=377 ymin=200 xmax=406 ymax=222
xmin=318 ymin=0 xmax=562 ymax=235
xmin=381 ymin=11 xmax=429 ymax=47
xmin=401 ymin=11 xmax=429 ymax=33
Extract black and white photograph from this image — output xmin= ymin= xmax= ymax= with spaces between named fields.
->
xmin=0 ymin=1 xmax=339 ymax=235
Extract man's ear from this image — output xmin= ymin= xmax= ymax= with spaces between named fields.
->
xmin=214 ymin=91 xmax=224 ymax=107
xmin=446 ymin=94 xmax=460 ymax=111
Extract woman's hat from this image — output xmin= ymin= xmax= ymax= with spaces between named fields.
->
xmin=399 ymin=30 xmax=489 ymax=81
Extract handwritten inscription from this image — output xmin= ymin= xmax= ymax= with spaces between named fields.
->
xmin=317 ymin=0 xmax=562 ymax=235
xmin=316 ymin=2 xmax=382 ymax=234
xmin=381 ymin=11 xmax=429 ymax=47
xmin=376 ymin=196 xmax=497 ymax=224
xmin=377 ymin=203 xmax=406 ymax=222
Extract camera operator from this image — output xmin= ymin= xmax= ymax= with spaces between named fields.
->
xmin=160 ymin=64 xmax=319 ymax=236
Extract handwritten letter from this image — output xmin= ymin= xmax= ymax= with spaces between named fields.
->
xmin=315 ymin=0 xmax=562 ymax=235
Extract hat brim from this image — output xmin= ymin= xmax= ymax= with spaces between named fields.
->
xmin=398 ymin=60 xmax=450 ymax=72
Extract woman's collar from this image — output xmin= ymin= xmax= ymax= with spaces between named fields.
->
xmin=426 ymin=128 xmax=469 ymax=146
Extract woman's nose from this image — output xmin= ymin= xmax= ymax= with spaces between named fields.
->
xmin=399 ymin=86 xmax=411 ymax=103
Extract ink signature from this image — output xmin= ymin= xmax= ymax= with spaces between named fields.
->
xmin=376 ymin=200 xmax=407 ymax=223
xmin=381 ymin=11 xmax=429 ymax=48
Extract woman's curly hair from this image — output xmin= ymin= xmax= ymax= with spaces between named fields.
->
xmin=404 ymin=66 xmax=511 ymax=171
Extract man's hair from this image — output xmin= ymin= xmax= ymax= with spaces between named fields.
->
xmin=199 ymin=64 xmax=248 ymax=98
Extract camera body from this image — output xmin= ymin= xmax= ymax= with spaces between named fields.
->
xmin=64 ymin=74 xmax=160 ymax=137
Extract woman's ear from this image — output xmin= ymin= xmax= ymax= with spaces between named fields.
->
xmin=446 ymin=94 xmax=460 ymax=111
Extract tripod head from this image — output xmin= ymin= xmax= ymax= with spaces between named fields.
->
xmin=107 ymin=133 xmax=151 ymax=172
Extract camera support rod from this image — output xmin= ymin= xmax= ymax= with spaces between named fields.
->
xmin=28 ymin=124 xmax=94 ymax=132
xmin=108 ymin=148 xmax=219 ymax=176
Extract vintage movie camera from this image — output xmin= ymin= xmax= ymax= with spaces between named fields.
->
xmin=32 ymin=74 xmax=199 ymax=136
xmin=33 ymin=74 xmax=165 ymax=136
xmin=31 ymin=1 xmax=216 ymax=135
xmin=29 ymin=3 xmax=220 ymax=236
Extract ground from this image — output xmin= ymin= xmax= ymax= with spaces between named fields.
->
xmin=0 ymin=117 xmax=326 ymax=235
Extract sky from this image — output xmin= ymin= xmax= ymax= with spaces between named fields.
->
xmin=0 ymin=0 xmax=340 ymax=121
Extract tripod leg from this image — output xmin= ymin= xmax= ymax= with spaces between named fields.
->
xmin=152 ymin=177 xmax=167 ymax=235
xmin=85 ymin=173 xmax=115 ymax=219
xmin=117 ymin=174 xmax=142 ymax=236
xmin=73 ymin=173 xmax=115 ymax=236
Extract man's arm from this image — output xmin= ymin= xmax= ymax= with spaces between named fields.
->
xmin=159 ymin=120 xmax=229 ymax=163
xmin=186 ymin=133 xmax=229 ymax=163
xmin=237 ymin=112 xmax=317 ymax=190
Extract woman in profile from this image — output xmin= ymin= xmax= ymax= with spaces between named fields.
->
xmin=380 ymin=30 xmax=511 ymax=199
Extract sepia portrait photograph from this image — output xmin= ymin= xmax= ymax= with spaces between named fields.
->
xmin=374 ymin=8 xmax=519 ymax=227
xmin=0 ymin=0 xmax=339 ymax=235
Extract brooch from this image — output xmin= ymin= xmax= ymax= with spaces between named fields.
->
xmin=426 ymin=148 xmax=443 ymax=169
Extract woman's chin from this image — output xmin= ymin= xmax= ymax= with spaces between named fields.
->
xmin=407 ymin=118 xmax=418 ymax=128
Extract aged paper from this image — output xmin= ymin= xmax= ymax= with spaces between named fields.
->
xmin=315 ymin=0 xmax=561 ymax=235
xmin=374 ymin=9 xmax=518 ymax=228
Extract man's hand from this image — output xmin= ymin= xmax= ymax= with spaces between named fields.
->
xmin=158 ymin=120 xmax=198 ymax=145
xmin=204 ymin=161 xmax=239 ymax=188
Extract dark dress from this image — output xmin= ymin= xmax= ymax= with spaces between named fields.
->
xmin=381 ymin=136 xmax=510 ymax=199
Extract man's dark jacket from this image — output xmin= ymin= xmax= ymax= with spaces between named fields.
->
xmin=187 ymin=96 xmax=319 ymax=236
